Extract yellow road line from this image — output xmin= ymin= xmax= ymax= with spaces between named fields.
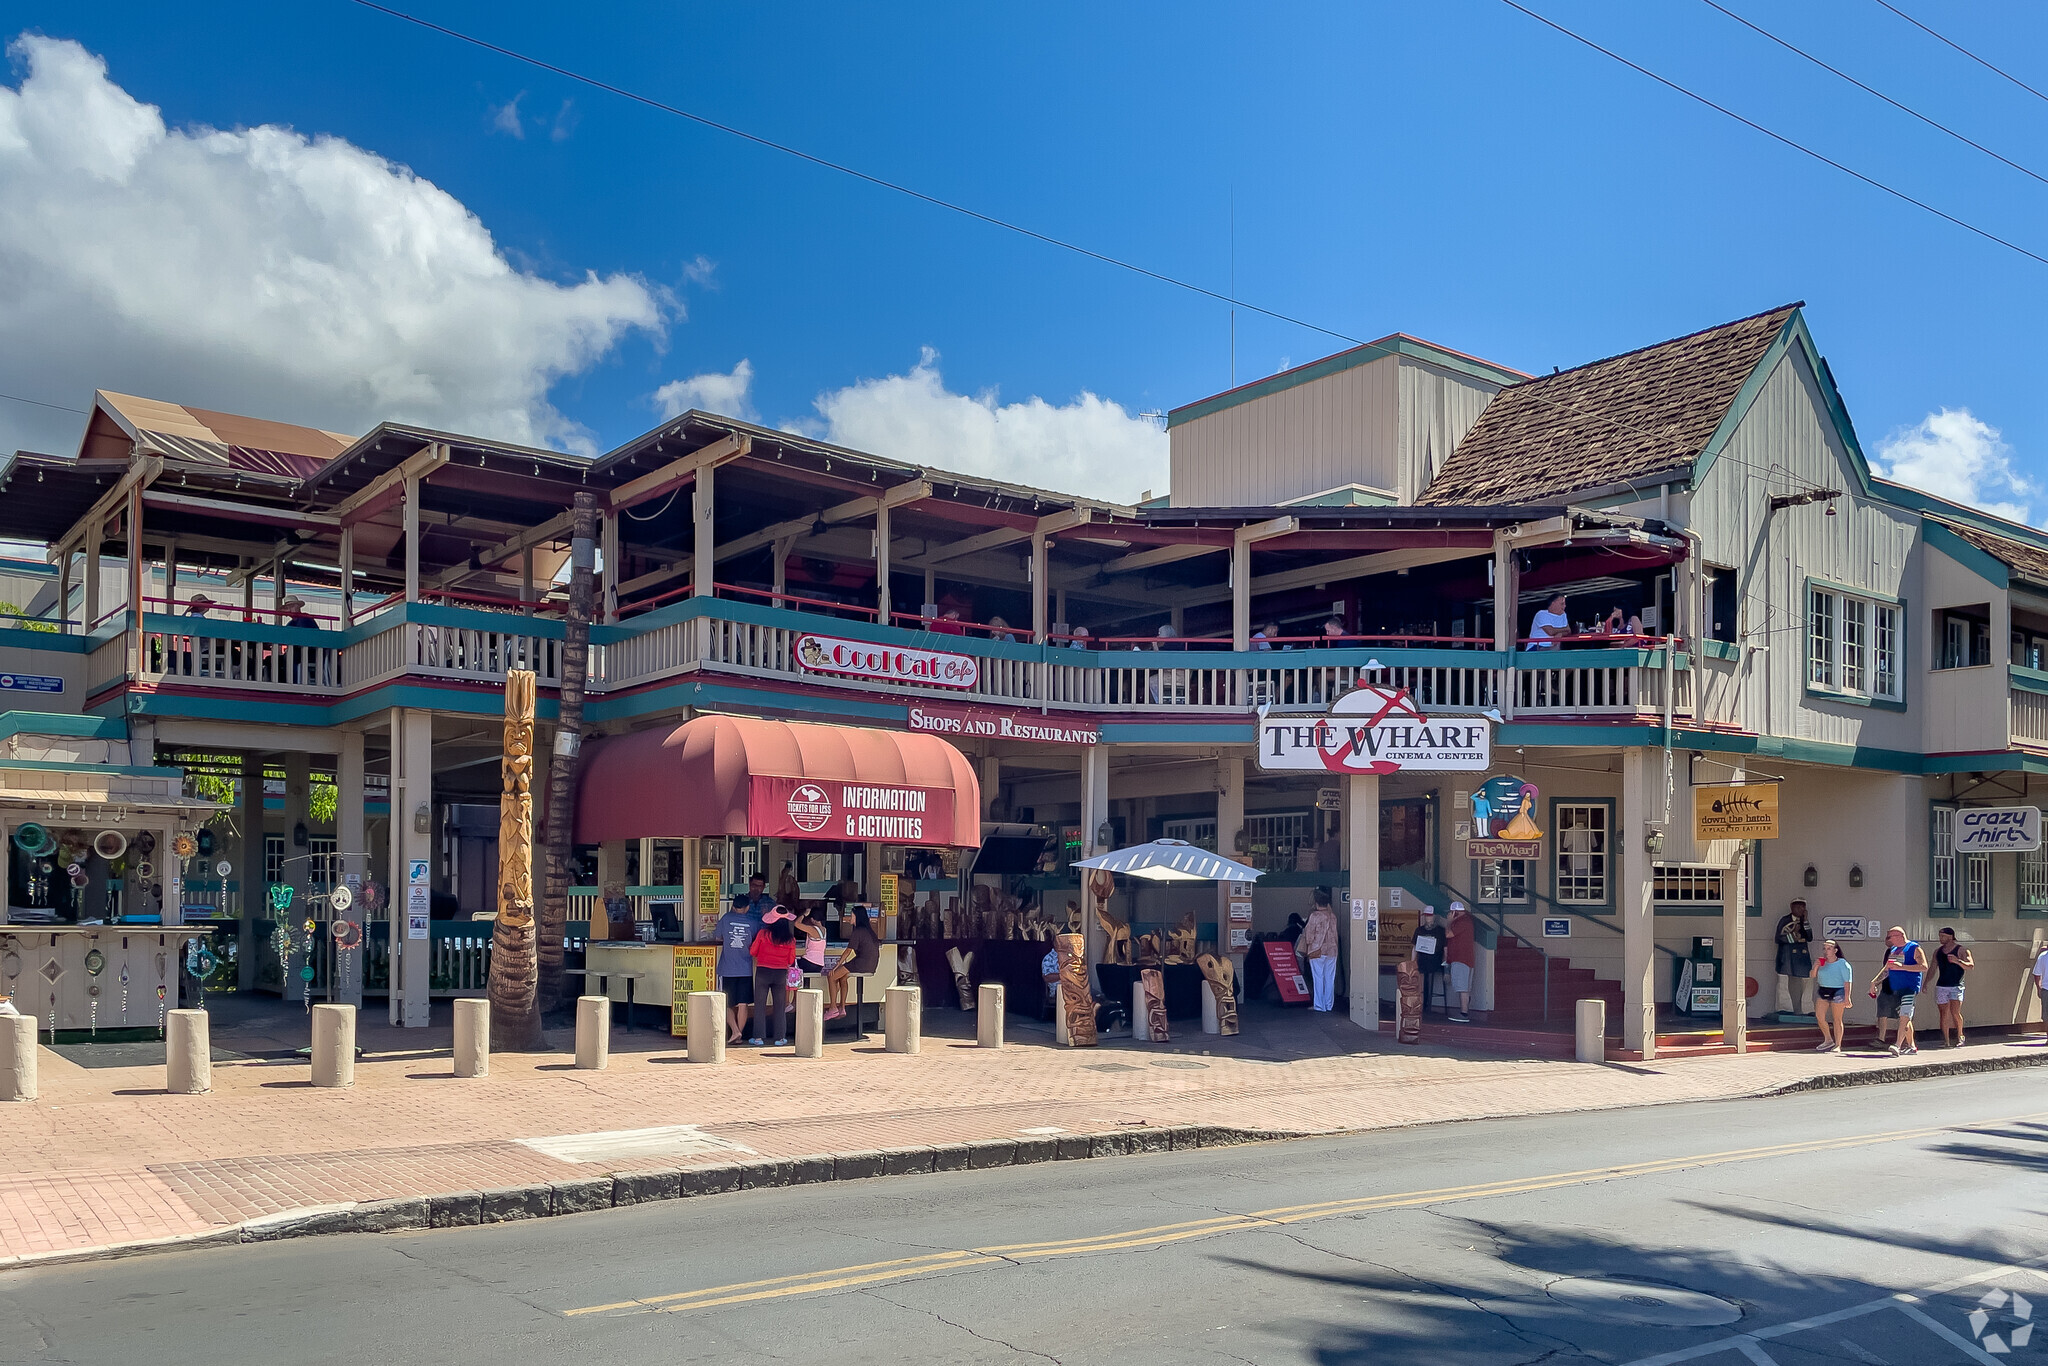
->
xmin=566 ymin=1110 xmax=2043 ymax=1319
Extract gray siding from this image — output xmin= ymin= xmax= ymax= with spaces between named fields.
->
xmin=1169 ymin=354 xmax=1400 ymax=506
xmin=1396 ymin=359 xmax=1497 ymax=504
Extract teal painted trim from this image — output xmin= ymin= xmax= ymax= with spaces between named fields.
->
xmin=1100 ymin=721 xmax=1256 ymax=743
xmin=142 ymin=612 xmax=343 ymax=646
xmin=1922 ymin=520 xmax=2011 ymax=588
xmin=1166 ymin=337 xmax=1523 ymax=428
xmin=0 ymin=558 xmax=55 ymax=578
xmin=0 ymin=756 xmax=186 ymax=778
xmin=1548 ymin=795 xmax=1616 ymax=912
xmin=0 ymin=710 xmax=124 ymax=740
xmin=1509 ymin=647 xmax=1687 ymax=670
xmin=86 ymin=616 xmax=128 ymax=649
xmin=2012 ymin=664 xmax=2048 ymax=696
xmin=1692 ymin=310 xmax=1800 ymax=489
xmin=1700 ymin=639 xmax=1741 ymax=661
xmin=665 ymin=596 xmax=1049 ymax=664
xmin=2020 ymin=907 xmax=2048 ymax=920
xmin=584 ymin=677 xmax=906 ymax=726
xmin=1805 ymin=685 xmax=1908 ymax=714
xmin=1582 ymin=481 xmax=1688 ymax=512
xmin=117 ymin=679 xmax=563 ymax=727
xmin=1806 ymin=574 xmax=1900 ymax=607
xmin=1278 ymin=485 xmax=1399 ymax=508
xmin=0 ymin=625 xmax=86 ymax=654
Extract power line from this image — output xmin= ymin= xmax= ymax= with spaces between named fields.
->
xmin=1698 ymin=0 xmax=2048 ymax=189
xmin=0 ymin=392 xmax=87 ymax=415
xmin=346 ymin=0 xmax=1364 ymax=349
xmin=1495 ymin=0 xmax=2048 ymax=269
xmin=347 ymin=0 xmax=1838 ymax=506
xmin=1868 ymin=0 xmax=2048 ymax=108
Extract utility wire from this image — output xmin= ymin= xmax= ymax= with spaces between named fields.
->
xmin=0 ymin=392 xmax=87 ymax=414
xmin=1495 ymin=0 xmax=2048 ymax=269
xmin=1869 ymin=0 xmax=2048 ymax=108
xmin=347 ymin=0 xmax=1849 ymax=505
xmin=1697 ymin=0 xmax=2048 ymax=189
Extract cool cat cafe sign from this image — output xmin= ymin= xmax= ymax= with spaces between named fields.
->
xmin=1257 ymin=687 xmax=1490 ymax=774
xmin=796 ymin=633 xmax=979 ymax=690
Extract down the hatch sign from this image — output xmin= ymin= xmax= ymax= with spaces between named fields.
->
xmin=1257 ymin=685 xmax=1491 ymax=774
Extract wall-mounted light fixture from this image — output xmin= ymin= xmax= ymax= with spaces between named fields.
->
xmin=1096 ymin=820 xmax=1114 ymax=850
xmin=1848 ymin=864 xmax=1864 ymax=888
xmin=1803 ymin=864 xmax=1819 ymax=887
xmin=413 ymin=802 xmax=431 ymax=835
xmin=292 ymin=821 xmax=308 ymax=848
xmin=1644 ymin=826 xmax=1665 ymax=856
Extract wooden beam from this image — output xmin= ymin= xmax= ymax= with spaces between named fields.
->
xmin=141 ymin=489 xmax=341 ymax=529
xmin=333 ymin=443 xmax=448 ymax=527
xmin=1172 ymin=544 xmax=1487 ymax=610
xmin=1084 ymin=542 xmax=1224 ymax=578
xmin=1231 ymin=517 xmax=1296 ymax=648
xmin=901 ymin=524 xmax=1029 ymax=567
xmin=427 ymin=509 xmax=574 ymax=591
xmin=55 ymin=453 xmax=161 ymax=558
xmin=608 ymin=432 xmax=748 ymax=512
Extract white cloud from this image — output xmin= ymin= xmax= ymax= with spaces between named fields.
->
xmin=0 ymin=35 xmax=666 ymax=458
xmin=797 ymin=348 xmax=1167 ymax=504
xmin=653 ymin=359 xmax=756 ymax=422
xmin=550 ymin=98 xmax=577 ymax=144
xmin=490 ymin=90 xmax=525 ymax=138
xmin=1874 ymin=407 xmax=2032 ymax=524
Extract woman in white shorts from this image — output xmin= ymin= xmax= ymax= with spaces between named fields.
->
xmin=1931 ymin=926 xmax=1973 ymax=1048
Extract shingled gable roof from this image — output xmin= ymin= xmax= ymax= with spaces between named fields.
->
xmin=1933 ymin=516 xmax=2048 ymax=587
xmin=1416 ymin=304 xmax=1800 ymax=506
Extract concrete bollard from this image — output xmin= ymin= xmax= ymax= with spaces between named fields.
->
xmin=453 ymin=998 xmax=489 ymax=1078
xmin=1201 ymin=986 xmax=1220 ymax=1035
xmin=1132 ymin=982 xmax=1153 ymax=1041
xmin=687 ymin=991 xmax=727 ymax=1064
xmin=793 ymin=988 xmax=825 ymax=1058
xmin=1576 ymin=998 xmax=1606 ymax=1064
xmin=884 ymin=985 xmax=921 ymax=1054
xmin=166 ymin=1008 xmax=212 ymax=1094
xmin=0 ymin=1012 xmax=36 ymax=1101
xmin=311 ymin=1004 xmax=356 ymax=1088
xmin=977 ymin=983 xmax=1004 ymax=1047
xmin=575 ymin=995 xmax=610 ymax=1070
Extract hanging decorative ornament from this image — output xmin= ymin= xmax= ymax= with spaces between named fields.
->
xmin=157 ymin=982 xmax=167 ymax=1030
xmin=11 ymin=822 xmax=55 ymax=857
xmin=173 ymin=833 xmax=198 ymax=860
xmin=155 ymin=951 xmax=168 ymax=1030
xmin=135 ymin=831 xmax=156 ymax=857
xmin=331 ymin=919 xmax=361 ymax=948
xmin=302 ymin=916 xmax=317 ymax=938
xmin=268 ymin=883 xmax=294 ymax=912
xmin=329 ymin=883 xmax=353 ymax=913
xmin=93 ymin=829 xmax=128 ymax=861
xmin=120 ymin=961 xmax=130 ymax=1022
xmin=57 ymin=829 xmax=88 ymax=863
xmin=214 ymin=859 xmax=232 ymax=879
xmin=84 ymin=948 xmax=105 ymax=976
xmin=360 ymin=881 xmax=384 ymax=914
xmin=135 ymin=859 xmax=154 ymax=881
xmin=68 ymin=864 xmax=88 ymax=888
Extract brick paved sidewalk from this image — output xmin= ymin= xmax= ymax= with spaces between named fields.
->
xmin=3 ymin=1002 xmax=2043 ymax=1267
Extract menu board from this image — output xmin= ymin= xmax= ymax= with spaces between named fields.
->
xmin=697 ymin=867 xmax=722 ymax=939
xmin=669 ymin=945 xmax=719 ymax=1037
xmin=1378 ymin=909 xmax=1419 ymax=965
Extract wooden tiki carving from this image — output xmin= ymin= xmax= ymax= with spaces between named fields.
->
xmin=1164 ymin=913 xmax=1198 ymax=965
xmin=1135 ymin=931 xmax=1162 ymax=966
xmin=1095 ymin=907 xmax=1132 ymax=966
xmin=1197 ymin=953 xmax=1239 ymax=1036
xmin=1055 ymin=932 xmax=1095 ymax=1047
xmin=1141 ymin=967 xmax=1169 ymax=1042
xmin=1396 ymin=960 xmax=1423 ymax=1045
xmin=488 ymin=669 xmax=544 ymax=1049
xmin=946 ymin=946 xmax=976 ymax=1010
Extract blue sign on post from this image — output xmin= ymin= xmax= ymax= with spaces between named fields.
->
xmin=0 ymin=673 xmax=64 ymax=693
xmin=1542 ymin=917 xmax=1571 ymax=938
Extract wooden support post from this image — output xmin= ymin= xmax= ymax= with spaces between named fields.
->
xmin=402 ymin=477 xmax=421 ymax=605
xmin=692 ymin=468 xmax=715 ymax=599
xmin=127 ymin=483 xmax=144 ymax=668
xmin=83 ymin=523 xmax=100 ymax=631
xmin=272 ymin=558 xmax=286 ymax=625
xmin=773 ymin=537 xmax=794 ymax=601
xmin=875 ymin=503 xmax=892 ymax=624
xmin=1031 ymin=532 xmax=1049 ymax=643
xmin=338 ymin=527 xmax=355 ymax=628
xmin=601 ymin=511 xmax=620 ymax=622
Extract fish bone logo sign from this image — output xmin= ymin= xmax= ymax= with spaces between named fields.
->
xmin=1257 ymin=686 xmax=1490 ymax=774
xmin=785 ymin=782 xmax=833 ymax=833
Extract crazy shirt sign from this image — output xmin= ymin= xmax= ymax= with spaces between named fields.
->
xmin=1257 ymin=686 xmax=1490 ymax=774
xmin=1953 ymin=806 xmax=2042 ymax=853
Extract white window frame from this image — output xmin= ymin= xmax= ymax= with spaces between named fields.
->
xmin=1475 ymin=858 xmax=1529 ymax=905
xmin=264 ymin=833 xmax=285 ymax=889
xmin=2022 ymin=845 xmax=2048 ymax=911
xmin=1808 ymin=584 xmax=1901 ymax=702
xmin=1931 ymin=807 xmax=1955 ymax=911
xmin=1554 ymin=803 xmax=1609 ymax=905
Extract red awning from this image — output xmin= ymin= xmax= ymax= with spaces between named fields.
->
xmin=575 ymin=714 xmax=981 ymax=848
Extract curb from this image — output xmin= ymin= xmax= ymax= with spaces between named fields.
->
xmin=1765 ymin=1046 xmax=2048 ymax=1095
xmin=0 ymin=1124 xmax=1293 ymax=1272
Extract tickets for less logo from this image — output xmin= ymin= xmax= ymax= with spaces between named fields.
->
xmin=785 ymin=782 xmax=833 ymax=833
xmin=795 ymin=634 xmax=979 ymax=690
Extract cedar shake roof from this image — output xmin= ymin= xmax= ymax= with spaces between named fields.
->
xmin=1416 ymin=304 xmax=1800 ymax=506
xmin=1936 ymin=517 xmax=2048 ymax=587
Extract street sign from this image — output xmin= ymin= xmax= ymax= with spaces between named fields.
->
xmin=1694 ymin=783 xmax=1779 ymax=839
xmin=0 ymin=673 xmax=63 ymax=693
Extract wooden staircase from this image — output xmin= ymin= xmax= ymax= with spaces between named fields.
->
xmin=1484 ymin=930 xmax=1623 ymax=1029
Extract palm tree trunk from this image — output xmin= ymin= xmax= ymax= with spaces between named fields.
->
xmin=538 ymin=491 xmax=598 ymax=1013
xmin=489 ymin=669 xmax=544 ymax=1050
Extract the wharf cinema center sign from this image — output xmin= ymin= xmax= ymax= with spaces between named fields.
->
xmin=1258 ymin=687 xmax=1491 ymax=774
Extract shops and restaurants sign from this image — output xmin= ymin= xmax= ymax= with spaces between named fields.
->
xmin=906 ymin=702 xmax=1098 ymax=745
xmin=796 ymin=633 xmax=979 ymax=690
xmin=1257 ymin=687 xmax=1490 ymax=775
xmin=1953 ymin=805 xmax=2041 ymax=853
xmin=1693 ymin=783 xmax=1780 ymax=840
xmin=748 ymin=776 xmax=956 ymax=845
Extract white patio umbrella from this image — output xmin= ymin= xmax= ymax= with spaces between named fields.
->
xmin=1072 ymin=839 xmax=1264 ymax=883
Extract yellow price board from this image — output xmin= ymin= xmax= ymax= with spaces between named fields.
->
xmin=670 ymin=944 xmax=719 ymax=1036
xmin=698 ymin=867 xmax=723 ymax=936
xmin=1694 ymin=783 xmax=1778 ymax=840
xmin=878 ymin=872 xmax=898 ymax=911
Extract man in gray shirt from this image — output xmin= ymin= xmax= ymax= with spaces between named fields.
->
xmin=715 ymin=875 xmax=773 ymax=1043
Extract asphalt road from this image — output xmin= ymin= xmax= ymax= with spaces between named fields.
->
xmin=3 ymin=1071 xmax=2043 ymax=1366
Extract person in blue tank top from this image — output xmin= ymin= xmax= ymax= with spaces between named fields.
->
xmin=1867 ymin=926 xmax=1929 ymax=1056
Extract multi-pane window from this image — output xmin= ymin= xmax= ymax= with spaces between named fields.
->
xmin=2023 ymin=845 xmax=2048 ymax=911
xmin=1475 ymin=859 xmax=1529 ymax=904
xmin=1554 ymin=804 xmax=1609 ymax=904
xmin=1809 ymin=585 xmax=1901 ymax=701
xmin=309 ymin=837 xmax=338 ymax=887
xmin=1936 ymin=605 xmax=1991 ymax=669
xmin=1966 ymin=847 xmax=1991 ymax=912
xmin=264 ymin=833 xmax=285 ymax=888
xmin=1931 ymin=807 xmax=1954 ymax=910
xmin=1653 ymin=864 xmax=1723 ymax=903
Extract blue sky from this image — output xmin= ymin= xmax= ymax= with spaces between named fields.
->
xmin=2 ymin=1 xmax=2045 ymax=513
